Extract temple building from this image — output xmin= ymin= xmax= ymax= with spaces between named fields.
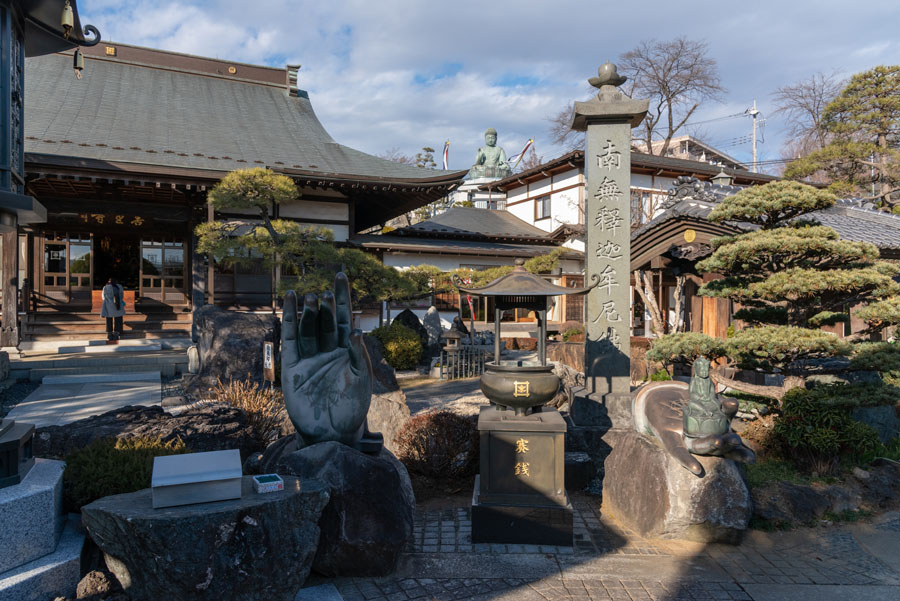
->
xmin=13 ymin=42 xmax=466 ymax=341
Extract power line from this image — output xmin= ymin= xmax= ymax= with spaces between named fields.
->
xmin=682 ymin=111 xmax=747 ymax=127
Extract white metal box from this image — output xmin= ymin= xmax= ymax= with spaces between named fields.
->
xmin=151 ymin=449 xmax=242 ymax=509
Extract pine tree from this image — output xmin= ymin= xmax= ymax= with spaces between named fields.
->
xmin=785 ymin=65 xmax=900 ymax=209
xmin=647 ymin=180 xmax=900 ymax=402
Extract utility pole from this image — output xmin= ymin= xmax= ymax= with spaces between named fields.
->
xmin=748 ymin=100 xmax=760 ymax=173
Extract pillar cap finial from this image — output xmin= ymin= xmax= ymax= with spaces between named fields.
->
xmin=589 ymin=61 xmax=627 ymax=90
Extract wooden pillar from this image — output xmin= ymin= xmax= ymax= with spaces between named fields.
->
xmin=1 ymin=228 xmax=18 ymax=347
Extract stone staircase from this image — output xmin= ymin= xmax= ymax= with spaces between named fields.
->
xmin=9 ymin=349 xmax=188 ymax=382
xmin=22 ymin=308 xmax=192 ymax=341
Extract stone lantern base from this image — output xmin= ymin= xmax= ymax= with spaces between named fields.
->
xmin=471 ymin=406 xmax=572 ymax=546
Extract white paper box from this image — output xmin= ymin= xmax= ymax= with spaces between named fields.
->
xmin=151 ymin=449 xmax=242 ymax=508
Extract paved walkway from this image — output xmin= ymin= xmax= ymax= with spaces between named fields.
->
xmin=4 ymin=371 xmax=161 ymax=427
xmin=300 ymin=502 xmax=900 ymax=601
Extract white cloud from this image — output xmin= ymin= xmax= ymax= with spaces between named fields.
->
xmin=77 ymin=0 xmax=900 ymax=171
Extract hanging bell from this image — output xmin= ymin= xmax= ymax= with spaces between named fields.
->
xmin=61 ymin=0 xmax=74 ymax=39
xmin=73 ymin=48 xmax=84 ymax=79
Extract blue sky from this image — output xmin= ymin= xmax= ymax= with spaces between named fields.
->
xmin=78 ymin=0 xmax=900 ymax=173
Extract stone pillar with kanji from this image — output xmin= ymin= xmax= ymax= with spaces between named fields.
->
xmin=570 ymin=62 xmax=648 ymax=428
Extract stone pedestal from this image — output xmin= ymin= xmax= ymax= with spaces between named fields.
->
xmin=0 ymin=419 xmax=35 ymax=489
xmin=82 ymin=476 xmax=329 ymax=601
xmin=603 ymin=430 xmax=751 ymax=544
xmin=471 ymin=406 xmax=572 ymax=546
xmin=0 ymin=458 xmax=82 ymax=601
xmin=570 ymin=388 xmax=633 ymax=430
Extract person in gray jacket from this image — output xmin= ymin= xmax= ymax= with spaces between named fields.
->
xmin=101 ymin=278 xmax=125 ymax=342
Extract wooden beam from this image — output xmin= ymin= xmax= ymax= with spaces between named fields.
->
xmin=1 ymin=230 xmax=18 ymax=347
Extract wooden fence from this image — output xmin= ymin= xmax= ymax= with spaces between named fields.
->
xmin=439 ymin=346 xmax=490 ymax=380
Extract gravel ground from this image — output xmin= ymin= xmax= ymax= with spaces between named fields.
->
xmin=0 ymin=380 xmax=39 ymax=419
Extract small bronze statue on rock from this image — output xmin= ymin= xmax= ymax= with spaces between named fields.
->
xmin=632 ymin=356 xmax=755 ymax=477
xmin=682 ymin=357 xmax=755 ymax=463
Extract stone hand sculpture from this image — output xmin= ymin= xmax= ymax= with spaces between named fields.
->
xmin=471 ymin=128 xmax=511 ymax=179
xmin=633 ymin=357 xmax=755 ymax=477
xmin=282 ymin=272 xmax=382 ymax=452
xmin=682 ymin=357 xmax=755 ymax=464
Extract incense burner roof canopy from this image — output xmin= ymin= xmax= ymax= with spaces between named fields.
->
xmin=453 ymin=259 xmax=598 ymax=298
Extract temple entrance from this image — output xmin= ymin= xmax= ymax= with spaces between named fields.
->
xmin=93 ymin=235 xmax=140 ymax=290
xmin=36 ymin=231 xmax=188 ymax=308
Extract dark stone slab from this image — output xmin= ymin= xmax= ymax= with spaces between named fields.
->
xmin=0 ymin=420 xmax=35 ymax=489
xmin=190 ymin=305 xmax=277 ymax=387
xmin=277 ymin=441 xmax=415 ymax=577
xmin=471 ymin=476 xmax=573 ymax=546
xmin=81 ymin=476 xmax=329 ymax=601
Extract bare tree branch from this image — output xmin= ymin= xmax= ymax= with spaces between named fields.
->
xmin=620 ymin=37 xmax=726 ymax=156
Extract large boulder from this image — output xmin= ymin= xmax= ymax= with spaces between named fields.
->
xmin=603 ymin=429 xmax=751 ymax=544
xmin=393 ymin=309 xmax=428 ymax=347
xmin=851 ymin=405 xmax=900 ymax=444
xmin=422 ymin=306 xmax=442 ymax=346
xmin=367 ymin=390 xmax=411 ymax=456
xmin=33 ymin=404 xmax=261 ymax=461
xmin=81 ymin=476 xmax=329 ymax=601
xmin=421 ymin=306 xmax=443 ymax=360
xmin=192 ymin=305 xmax=277 ymax=386
xmin=277 ymin=441 xmax=414 ymax=577
xmin=362 ymin=335 xmax=399 ymax=394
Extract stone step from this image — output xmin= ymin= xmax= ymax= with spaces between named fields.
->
xmin=25 ymin=320 xmax=192 ymax=333
xmin=41 ymin=371 xmax=161 ymax=385
xmin=0 ymin=521 xmax=82 ymax=601
xmin=27 ymin=312 xmax=193 ymax=323
xmin=26 ymin=330 xmax=190 ymax=342
xmin=10 ymin=351 xmax=187 ymax=381
xmin=19 ymin=338 xmax=191 ymax=353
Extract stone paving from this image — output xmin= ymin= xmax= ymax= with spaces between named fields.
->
xmin=308 ymin=498 xmax=900 ymax=601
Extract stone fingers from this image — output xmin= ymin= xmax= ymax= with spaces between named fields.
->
xmin=299 ymin=293 xmax=319 ymax=358
xmin=318 ymin=291 xmax=338 ymax=353
xmin=281 ymin=290 xmax=300 ymax=367
xmin=334 ymin=272 xmax=352 ymax=348
xmin=347 ymin=329 xmax=370 ymax=377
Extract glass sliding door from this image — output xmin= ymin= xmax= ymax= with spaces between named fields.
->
xmin=140 ymin=238 xmax=186 ymax=304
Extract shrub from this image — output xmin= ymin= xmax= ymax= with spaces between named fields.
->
xmin=213 ymin=379 xmax=289 ymax=445
xmin=561 ymin=325 xmax=584 ymax=342
xmin=774 ymin=384 xmax=882 ymax=474
xmin=63 ymin=436 xmax=189 ymax=511
xmin=649 ymin=370 xmax=672 ymax=381
xmin=370 ymin=322 xmax=423 ymax=370
xmin=394 ymin=411 xmax=478 ymax=479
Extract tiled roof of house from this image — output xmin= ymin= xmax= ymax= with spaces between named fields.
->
xmin=483 ymin=149 xmax=777 ymax=191
xmin=634 ymin=178 xmax=900 ymax=251
xmin=353 ymin=234 xmax=581 ymax=258
xmin=393 ymin=207 xmax=551 ymax=241
xmin=23 ymin=46 xmax=466 ymax=184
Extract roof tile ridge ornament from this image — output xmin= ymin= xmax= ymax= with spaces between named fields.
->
xmin=663 ymin=176 xmax=722 ymax=209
